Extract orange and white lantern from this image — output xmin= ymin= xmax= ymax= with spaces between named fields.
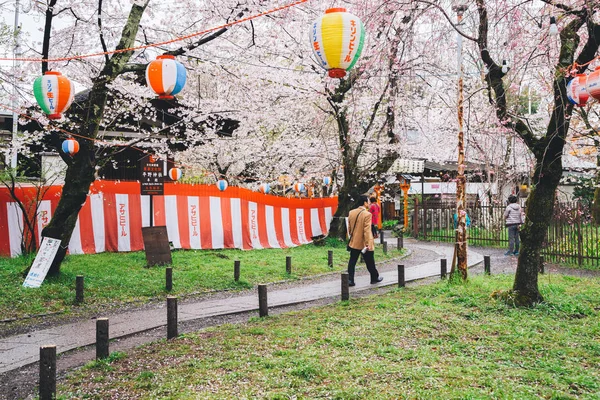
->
xmin=33 ymin=71 xmax=75 ymax=119
xmin=145 ymin=55 xmax=187 ymax=99
xmin=168 ymin=167 xmax=182 ymax=181
xmin=586 ymin=66 xmax=600 ymax=101
xmin=566 ymin=74 xmax=589 ymax=106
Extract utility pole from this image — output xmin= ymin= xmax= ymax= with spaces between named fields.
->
xmin=453 ymin=3 xmax=468 ymax=280
xmin=9 ymin=0 xmax=21 ymax=169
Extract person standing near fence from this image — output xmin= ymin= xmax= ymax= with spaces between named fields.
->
xmin=369 ymin=196 xmax=380 ymax=239
xmin=504 ymin=195 xmax=523 ymax=256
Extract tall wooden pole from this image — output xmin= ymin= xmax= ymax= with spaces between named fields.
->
xmin=453 ymin=4 xmax=468 ymax=280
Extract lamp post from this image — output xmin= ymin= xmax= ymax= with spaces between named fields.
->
xmin=452 ymin=4 xmax=468 ymax=279
xmin=8 ymin=0 xmax=21 ymax=169
xmin=398 ymin=175 xmax=411 ymax=230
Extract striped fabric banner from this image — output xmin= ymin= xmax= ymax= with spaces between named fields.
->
xmin=0 ymin=181 xmax=338 ymax=257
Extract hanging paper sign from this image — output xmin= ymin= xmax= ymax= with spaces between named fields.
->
xmin=140 ymin=154 xmax=164 ymax=195
xmin=23 ymin=237 xmax=62 ymax=288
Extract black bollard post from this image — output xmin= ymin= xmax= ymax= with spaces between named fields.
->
xmin=258 ymin=285 xmax=268 ymax=317
xmin=441 ymin=259 xmax=447 ymax=279
xmin=75 ymin=275 xmax=84 ymax=305
xmin=167 ymin=296 xmax=178 ymax=339
xmin=484 ymin=256 xmax=491 ymax=275
xmin=286 ymin=256 xmax=292 ymax=275
xmin=96 ymin=318 xmax=109 ymax=360
xmin=327 ymin=250 xmax=333 ymax=268
xmin=234 ymin=260 xmax=241 ymax=282
xmin=398 ymin=230 xmax=404 ymax=249
xmin=39 ymin=345 xmax=56 ymax=400
xmin=341 ymin=273 xmax=349 ymax=301
xmin=165 ymin=267 xmax=173 ymax=292
xmin=398 ymin=265 xmax=405 ymax=288
xmin=539 ymin=256 xmax=545 ymax=274
xmin=383 ymin=241 xmax=388 ymax=255
xmin=380 ymin=230 xmax=385 ymax=244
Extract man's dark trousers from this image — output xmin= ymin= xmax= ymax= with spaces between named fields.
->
xmin=347 ymin=248 xmax=380 ymax=284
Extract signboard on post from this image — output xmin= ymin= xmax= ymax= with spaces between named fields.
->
xmin=140 ymin=154 xmax=164 ymax=196
xmin=23 ymin=237 xmax=62 ymax=288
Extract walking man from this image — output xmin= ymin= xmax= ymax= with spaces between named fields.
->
xmin=347 ymin=195 xmax=383 ymax=286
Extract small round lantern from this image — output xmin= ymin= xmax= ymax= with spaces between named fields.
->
xmin=586 ymin=66 xmax=600 ymax=101
xmin=146 ymin=55 xmax=187 ymax=100
xmin=61 ymin=138 xmax=79 ymax=156
xmin=294 ymin=182 xmax=305 ymax=193
xmin=259 ymin=183 xmax=270 ymax=194
xmin=323 ymin=176 xmax=331 ymax=186
xmin=310 ymin=8 xmax=366 ymax=78
xmin=33 ymin=71 xmax=75 ymax=119
xmin=169 ymin=167 xmax=182 ymax=181
xmin=566 ymin=74 xmax=589 ymax=106
xmin=216 ymin=179 xmax=228 ymax=191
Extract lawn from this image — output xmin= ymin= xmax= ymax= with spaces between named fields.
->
xmin=0 ymin=240 xmax=403 ymax=321
xmin=59 ymin=274 xmax=600 ymax=399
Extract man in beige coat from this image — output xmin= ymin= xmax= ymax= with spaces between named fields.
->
xmin=347 ymin=195 xmax=382 ymax=286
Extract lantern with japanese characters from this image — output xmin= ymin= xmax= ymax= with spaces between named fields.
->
xmin=33 ymin=71 xmax=75 ymax=119
xmin=216 ymin=179 xmax=228 ymax=191
xmin=323 ymin=176 xmax=331 ymax=186
xmin=259 ymin=183 xmax=270 ymax=194
xmin=145 ymin=55 xmax=187 ymax=99
xmin=169 ymin=168 xmax=182 ymax=181
xmin=586 ymin=66 xmax=600 ymax=101
xmin=61 ymin=138 xmax=79 ymax=156
xmin=310 ymin=8 xmax=365 ymax=79
xmin=294 ymin=182 xmax=305 ymax=193
xmin=566 ymin=74 xmax=589 ymax=106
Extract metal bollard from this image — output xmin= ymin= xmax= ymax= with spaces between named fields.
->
xmin=96 ymin=318 xmax=109 ymax=360
xmin=484 ymin=256 xmax=491 ymax=275
xmin=39 ymin=345 xmax=56 ymax=400
xmin=398 ymin=265 xmax=405 ymax=288
xmin=379 ymin=230 xmax=385 ymax=244
xmin=75 ymin=275 xmax=84 ymax=305
xmin=165 ymin=267 xmax=173 ymax=291
xmin=341 ymin=273 xmax=349 ymax=301
xmin=167 ymin=296 xmax=178 ymax=339
xmin=234 ymin=260 xmax=241 ymax=282
xmin=258 ymin=285 xmax=268 ymax=317
xmin=440 ymin=259 xmax=447 ymax=279
xmin=286 ymin=256 xmax=292 ymax=275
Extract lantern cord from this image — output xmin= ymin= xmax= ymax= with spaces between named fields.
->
xmin=0 ymin=0 xmax=310 ymax=63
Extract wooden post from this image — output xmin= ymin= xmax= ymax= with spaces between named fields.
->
xmin=286 ymin=256 xmax=292 ymax=275
xmin=398 ymin=265 xmax=405 ymax=288
xmin=441 ymin=258 xmax=447 ymax=279
xmin=167 ymin=296 xmax=178 ymax=339
xmin=383 ymin=241 xmax=388 ymax=255
xmin=327 ymin=250 xmax=333 ymax=268
xmin=75 ymin=275 xmax=84 ymax=305
xmin=484 ymin=256 xmax=491 ymax=275
xmin=397 ymin=232 xmax=404 ymax=250
xmin=96 ymin=318 xmax=109 ymax=360
xmin=341 ymin=273 xmax=349 ymax=301
xmin=413 ymin=197 xmax=419 ymax=237
xmin=39 ymin=345 xmax=56 ymax=400
xmin=258 ymin=285 xmax=268 ymax=317
xmin=165 ymin=267 xmax=173 ymax=292
xmin=379 ymin=230 xmax=385 ymax=244
xmin=234 ymin=260 xmax=240 ymax=282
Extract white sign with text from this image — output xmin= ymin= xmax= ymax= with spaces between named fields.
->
xmin=23 ymin=237 xmax=62 ymax=288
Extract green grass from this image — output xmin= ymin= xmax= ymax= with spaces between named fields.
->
xmin=58 ymin=274 xmax=600 ymax=399
xmin=0 ymin=242 xmax=403 ymax=321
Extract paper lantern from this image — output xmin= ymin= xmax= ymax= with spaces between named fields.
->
xmin=566 ymin=74 xmax=589 ymax=106
xmin=61 ymin=139 xmax=79 ymax=156
xmin=323 ymin=176 xmax=331 ymax=186
xmin=169 ymin=168 xmax=182 ymax=181
xmin=259 ymin=183 xmax=270 ymax=194
xmin=216 ymin=179 xmax=228 ymax=191
xmin=145 ymin=55 xmax=187 ymax=100
xmin=33 ymin=71 xmax=75 ymax=120
xmin=294 ymin=182 xmax=305 ymax=193
xmin=310 ymin=8 xmax=365 ymax=79
xmin=586 ymin=66 xmax=600 ymax=101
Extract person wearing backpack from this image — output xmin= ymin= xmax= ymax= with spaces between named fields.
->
xmin=346 ymin=195 xmax=383 ymax=286
xmin=504 ymin=195 xmax=524 ymax=256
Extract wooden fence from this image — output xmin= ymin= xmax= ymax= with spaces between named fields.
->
xmin=409 ymin=201 xmax=600 ymax=268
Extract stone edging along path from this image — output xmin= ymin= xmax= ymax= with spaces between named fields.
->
xmin=0 ymin=241 xmax=483 ymax=375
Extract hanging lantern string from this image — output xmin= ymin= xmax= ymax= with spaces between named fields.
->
xmin=0 ymin=0 xmax=310 ymax=63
